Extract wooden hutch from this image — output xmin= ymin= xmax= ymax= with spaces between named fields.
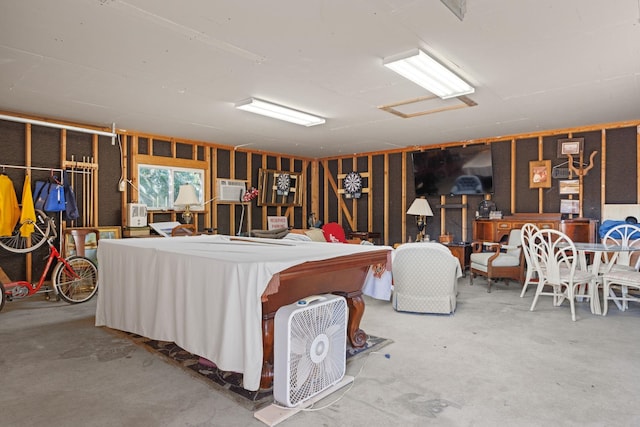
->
xmin=473 ymin=213 xmax=598 ymax=243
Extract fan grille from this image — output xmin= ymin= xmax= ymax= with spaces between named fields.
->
xmin=274 ymin=295 xmax=348 ymax=407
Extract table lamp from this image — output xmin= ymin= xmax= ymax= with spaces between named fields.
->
xmin=174 ymin=184 xmax=200 ymax=224
xmin=407 ymin=197 xmax=434 ymax=242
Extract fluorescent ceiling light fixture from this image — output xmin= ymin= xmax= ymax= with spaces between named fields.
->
xmin=235 ymin=98 xmax=325 ymax=127
xmin=440 ymin=0 xmax=466 ymax=21
xmin=384 ymin=49 xmax=474 ymax=99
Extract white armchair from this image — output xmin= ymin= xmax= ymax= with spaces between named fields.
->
xmin=470 ymin=228 xmax=524 ymax=293
xmin=391 ymin=242 xmax=462 ymax=314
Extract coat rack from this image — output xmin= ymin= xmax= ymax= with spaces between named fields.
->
xmin=0 ymin=163 xmax=65 ymax=283
xmin=0 ymin=163 xmax=63 ymax=176
xmin=567 ymin=151 xmax=598 ymax=217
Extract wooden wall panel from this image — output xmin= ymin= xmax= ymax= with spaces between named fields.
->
xmin=605 ymin=127 xmax=638 ymax=204
xmin=355 ymin=156 xmax=369 ymax=233
xmin=175 ymin=142 xmax=194 ymax=160
xmin=315 ymin=160 xmax=324 ymax=227
xmin=234 ymin=151 xmax=248 ymax=181
xmin=65 ymin=130 xmax=94 ymax=161
xmin=152 ymin=139 xmax=171 ymax=157
xmin=515 ymin=138 xmax=539 ymax=213
xmin=577 ymin=130 xmax=603 ymax=219
xmin=216 ymin=149 xmax=231 ymax=177
xmin=320 ymin=160 xmax=336 ymax=224
xmin=387 ymin=153 xmax=404 ymax=243
xmin=30 ymin=126 xmax=60 ymax=170
xmin=403 ymin=154 xmax=417 ymax=241
xmin=138 ymin=137 xmax=149 ymax=154
xmin=542 ymin=134 xmax=563 ymax=214
xmin=372 ymin=154 xmax=386 ymax=241
xmin=97 ymin=135 xmax=122 ymax=226
xmin=0 ymin=121 xmax=26 ymax=165
xmin=490 ymin=140 xmax=512 ymax=215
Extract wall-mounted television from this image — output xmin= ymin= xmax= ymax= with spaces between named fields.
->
xmin=412 ymin=145 xmax=494 ymax=196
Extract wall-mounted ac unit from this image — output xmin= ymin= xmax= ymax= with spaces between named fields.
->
xmin=217 ymin=179 xmax=246 ymax=202
xmin=127 ymin=203 xmax=148 ymax=227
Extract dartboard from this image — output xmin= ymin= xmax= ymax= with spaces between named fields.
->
xmin=276 ymin=173 xmax=291 ymax=194
xmin=344 ymin=171 xmax=362 ymax=197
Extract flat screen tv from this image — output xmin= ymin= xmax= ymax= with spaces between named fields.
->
xmin=412 ymin=145 xmax=494 ymax=196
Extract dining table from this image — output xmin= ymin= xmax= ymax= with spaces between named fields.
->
xmin=572 ymin=242 xmax=640 ymax=314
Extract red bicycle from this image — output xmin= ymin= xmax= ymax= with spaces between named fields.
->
xmin=0 ymin=210 xmax=98 ymax=312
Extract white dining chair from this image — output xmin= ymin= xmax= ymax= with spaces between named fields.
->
xmin=519 ymin=223 xmax=540 ymax=297
xmin=600 ymin=223 xmax=640 ymax=273
xmin=602 ymin=270 xmax=640 ymax=314
xmin=600 ymin=223 xmax=640 ymax=312
xmin=529 ymin=229 xmax=597 ymax=321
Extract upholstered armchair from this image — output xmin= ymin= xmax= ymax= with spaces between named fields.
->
xmin=391 ymin=242 xmax=462 ymax=314
xmin=470 ymin=228 xmax=524 ymax=292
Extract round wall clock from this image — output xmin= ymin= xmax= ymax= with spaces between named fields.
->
xmin=343 ymin=171 xmax=363 ymax=198
xmin=276 ymin=173 xmax=291 ymax=195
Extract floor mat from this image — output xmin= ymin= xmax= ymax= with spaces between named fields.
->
xmin=118 ymin=331 xmax=393 ymax=411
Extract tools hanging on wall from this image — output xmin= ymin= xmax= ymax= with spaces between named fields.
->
xmin=63 ymin=155 xmax=98 ymax=227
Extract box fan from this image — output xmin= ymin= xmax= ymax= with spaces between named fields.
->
xmin=274 ymin=294 xmax=348 ymax=408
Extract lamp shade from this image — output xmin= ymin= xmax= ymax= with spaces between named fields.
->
xmin=407 ymin=198 xmax=434 ymax=216
xmin=174 ymin=184 xmax=199 ymax=207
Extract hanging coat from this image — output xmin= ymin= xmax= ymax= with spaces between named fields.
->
xmin=0 ymin=174 xmax=20 ymax=236
xmin=20 ymin=175 xmax=36 ymax=237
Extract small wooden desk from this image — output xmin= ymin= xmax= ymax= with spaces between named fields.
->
xmin=347 ymin=231 xmax=381 ymax=244
xmin=444 ymin=242 xmax=472 ymax=273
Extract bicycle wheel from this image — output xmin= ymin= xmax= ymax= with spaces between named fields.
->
xmin=53 ymin=256 xmax=98 ymax=304
xmin=0 ymin=209 xmax=52 ymax=253
xmin=0 ymin=283 xmax=5 ymax=312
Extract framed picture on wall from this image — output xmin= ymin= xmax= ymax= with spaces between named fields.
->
xmin=529 ymin=160 xmax=552 ymax=189
xmin=557 ymin=138 xmax=584 ymax=158
xmin=559 ymin=179 xmax=580 ymax=194
xmin=560 ymin=199 xmax=580 ymax=214
xmin=64 ymin=226 xmax=121 ymax=265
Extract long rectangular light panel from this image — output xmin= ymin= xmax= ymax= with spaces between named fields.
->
xmin=235 ymin=98 xmax=325 ymax=127
xmin=384 ymin=49 xmax=474 ymax=99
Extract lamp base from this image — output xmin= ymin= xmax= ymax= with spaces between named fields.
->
xmin=181 ymin=211 xmax=193 ymax=224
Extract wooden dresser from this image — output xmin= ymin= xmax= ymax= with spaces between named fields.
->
xmin=473 ymin=213 xmax=598 ymax=243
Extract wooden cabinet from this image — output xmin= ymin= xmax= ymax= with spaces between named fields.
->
xmin=473 ymin=214 xmax=598 ymax=243
xmin=445 ymin=243 xmax=472 ymax=273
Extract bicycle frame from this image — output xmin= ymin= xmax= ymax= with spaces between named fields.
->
xmin=3 ymin=238 xmax=76 ymax=300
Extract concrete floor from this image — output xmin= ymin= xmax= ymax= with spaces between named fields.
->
xmin=1 ymin=277 xmax=639 ymax=427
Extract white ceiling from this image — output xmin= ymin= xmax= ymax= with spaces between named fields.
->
xmin=1 ymin=0 xmax=639 ymax=158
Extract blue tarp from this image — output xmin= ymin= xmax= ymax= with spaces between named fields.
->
xmin=599 ymin=220 xmax=640 ymax=239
